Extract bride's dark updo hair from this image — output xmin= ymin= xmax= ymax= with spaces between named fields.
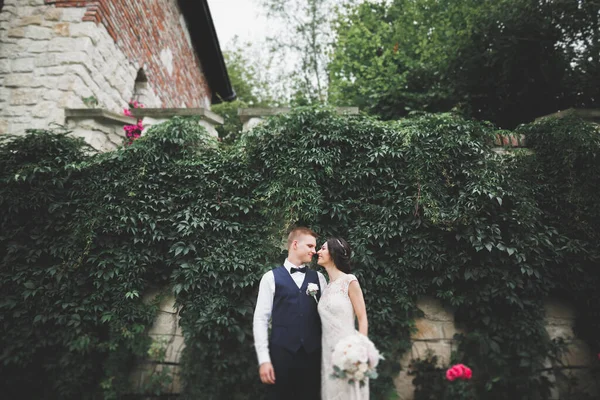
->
xmin=326 ymin=237 xmax=352 ymax=273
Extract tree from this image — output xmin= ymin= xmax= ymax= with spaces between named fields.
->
xmin=261 ymin=0 xmax=340 ymax=103
xmin=329 ymin=0 xmax=600 ymax=128
xmin=213 ymin=37 xmax=278 ymax=142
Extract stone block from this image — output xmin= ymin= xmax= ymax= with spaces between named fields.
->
xmin=16 ymin=39 xmax=47 ymax=53
xmin=57 ymin=75 xmax=76 ymax=91
xmin=4 ymin=73 xmax=41 ymax=88
xmin=416 ymin=296 xmax=455 ymax=322
xmin=70 ymin=126 xmax=118 ymax=152
xmin=47 ymin=37 xmax=93 ymax=54
xmin=0 ymin=105 xmax=31 ymax=116
xmin=22 ymin=25 xmax=52 ymax=40
xmin=0 ymin=88 xmax=10 ymax=103
xmin=242 ymin=116 xmax=264 ymax=132
xmin=32 ymin=102 xmax=56 ymax=119
xmin=412 ymin=318 xmax=443 ymax=340
xmin=394 ymin=368 xmax=415 ymax=400
xmin=17 ymin=15 xmax=43 ymax=26
xmin=561 ymin=340 xmax=593 ymax=367
xmin=44 ymin=8 xmax=63 ymax=22
xmin=69 ymin=22 xmax=103 ymax=45
xmin=198 ymin=119 xmax=219 ymax=138
xmin=11 ymin=58 xmax=35 ymax=73
xmin=42 ymin=89 xmax=64 ymax=103
xmin=148 ymin=311 xmax=177 ymax=336
xmin=163 ymin=335 xmax=185 ymax=364
xmin=7 ymin=28 xmax=25 ymax=38
xmin=553 ymin=367 xmax=599 ymax=399
xmin=0 ymin=119 xmax=8 ymax=135
xmin=52 ymin=23 xmax=70 ymax=37
xmin=411 ymin=340 xmax=454 ymax=365
xmin=60 ymin=8 xmax=87 ymax=23
xmin=38 ymin=66 xmax=68 ymax=76
xmin=10 ymin=89 xmax=38 ymax=105
xmin=545 ymin=299 xmax=575 ymax=321
xmin=0 ymin=59 xmax=11 ymax=74
xmin=0 ymin=44 xmax=17 ymax=59
xmin=545 ymin=324 xmax=574 ymax=341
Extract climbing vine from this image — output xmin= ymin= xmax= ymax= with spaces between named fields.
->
xmin=0 ymin=108 xmax=598 ymax=399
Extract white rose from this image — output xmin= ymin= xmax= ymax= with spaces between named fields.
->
xmin=358 ymin=362 xmax=368 ymax=373
xmin=354 ymin=371 xmax=365 ymax=381
xmin=306 ymin=283 xmax=319 ymax=294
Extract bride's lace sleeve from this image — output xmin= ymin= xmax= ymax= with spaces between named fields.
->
xmin=341 ymin=274 xmax=358 ymax=296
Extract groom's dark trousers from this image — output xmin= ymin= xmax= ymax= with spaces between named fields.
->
xmin=268 ymin=344 xmax=321 ymax=400
xmin=266 ymin=266 xmax=322 ymax=400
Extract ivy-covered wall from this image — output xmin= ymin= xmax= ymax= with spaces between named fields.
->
xmin=0 ymin=108 xmax=599 ymax=399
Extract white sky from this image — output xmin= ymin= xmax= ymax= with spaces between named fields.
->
xmin=207 ymin=0 xmax=270 ymax=50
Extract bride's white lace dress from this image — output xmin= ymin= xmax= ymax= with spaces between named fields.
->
xmin=318 ymin=273 xmax=369 ymax=400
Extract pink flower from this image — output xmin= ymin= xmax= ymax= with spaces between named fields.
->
xmin=124 ymin=109 xmax=132 ymax=117
xmin=446 ymin=368 xmax=458 ymax=381
xmin=463 ymin=366 xmax=472 ymax=379
xmin=446 ymin=364 xmax=472 ymax=381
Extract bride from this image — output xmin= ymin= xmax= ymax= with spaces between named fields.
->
xmin=317 ymin=237 xmax=369 ymax=400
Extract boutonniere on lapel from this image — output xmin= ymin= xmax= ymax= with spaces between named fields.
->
xmin=306 ymin=283 xmax=319 ymax=304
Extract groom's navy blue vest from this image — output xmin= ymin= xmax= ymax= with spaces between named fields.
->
xmin=270 ymin=266 xmax=322 ymax=354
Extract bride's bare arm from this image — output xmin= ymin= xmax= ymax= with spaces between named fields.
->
xmin=348 ymin=280 xmax=368 ymax=336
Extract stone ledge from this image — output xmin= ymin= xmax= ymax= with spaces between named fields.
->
xmin=238 ymin=107 xmax=359 ymax=122
xmin=536 ymin=108 xmax=600 ymax=123
xmin=65 ymin=108 xmax=136 ymax=125
xmin=130 ymin=107 xmax=224 ymax=125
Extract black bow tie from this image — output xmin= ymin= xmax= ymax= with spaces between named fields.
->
xmin=290 ymin=267 xmax=307 ymax=274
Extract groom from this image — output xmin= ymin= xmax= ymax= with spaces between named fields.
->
xmin=253 ymin=226 xmax=328 ymax=400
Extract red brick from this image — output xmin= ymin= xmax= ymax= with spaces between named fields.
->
xmin=48 ymin=0 xmax=210 ymax=106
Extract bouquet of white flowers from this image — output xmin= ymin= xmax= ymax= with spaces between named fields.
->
xmin=331 ymin=334 xmax=383 ymax=386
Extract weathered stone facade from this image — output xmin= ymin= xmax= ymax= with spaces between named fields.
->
xmin=137 ymin=294 xmax=598 ymax=398
xmin=393 ymin=297 xmax=598 ymax=399
xmin=0 ymin=0 xmax=211 ymax=138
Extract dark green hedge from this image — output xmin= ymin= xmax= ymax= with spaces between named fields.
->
xmin=0 ymin=109 xmax=598 ymax=399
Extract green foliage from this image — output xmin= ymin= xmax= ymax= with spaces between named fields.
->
xmin=329 ymin=0 xmax=600 ymax=128
xmin=516 ymin=116 xmax=600 ymax=355
xmin=212 ymin=45 xmax=275 ymax=142
xmin=212 ymin=99 xmax=247 ymax=143
xmin=410 ymin=352 xmax=476 ymax=400
xmin=1 ymin=108 xmax=599 ymax=399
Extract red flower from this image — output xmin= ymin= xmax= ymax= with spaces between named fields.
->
xmin=446 ymin=364 xmax=472 ymax=381
xmin=446 ymin=368 xmax=458 ymax=381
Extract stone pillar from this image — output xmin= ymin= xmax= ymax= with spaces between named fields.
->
xmin=64 ymin=108 xmax=137 ymax=152
xmin=544 ymin=299 xmax=599 ymax=399
xmin=129 ymin=291 xmax=184 ymax=396
xmin=394 ymin=296 xmax=462 ymax=400
xmin=64 ymin=107 xmax=224 ymax=152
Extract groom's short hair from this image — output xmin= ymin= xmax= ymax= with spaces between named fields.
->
xmin=287 ymin=226 xmax=318 ymax=249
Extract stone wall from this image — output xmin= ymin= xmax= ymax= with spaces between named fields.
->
xmin=0 ymin=0 xmax=210 ymax=136
xmin=135 ymin=294 xmax=597 ymax=398
xmin=394 ymin=297 xmax=598 ymax=399
xmin=130 ymin=292 xmax=184 ymax=395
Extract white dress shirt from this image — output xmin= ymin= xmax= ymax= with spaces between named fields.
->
xmin=253 ymin=259 xmax=328 ymax=365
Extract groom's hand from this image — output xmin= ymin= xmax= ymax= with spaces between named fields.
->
xmin=259 ymin=362 xmax=276 ymax=384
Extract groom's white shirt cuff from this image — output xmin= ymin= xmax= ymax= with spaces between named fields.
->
xmin=253 ymin=259 xmax=328 ymax=365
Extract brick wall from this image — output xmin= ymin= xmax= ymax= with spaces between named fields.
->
xmin=0 ymin=0 xmax=211 ymax=136
xmin=46 ymin=0 xmax=211 ymax=108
